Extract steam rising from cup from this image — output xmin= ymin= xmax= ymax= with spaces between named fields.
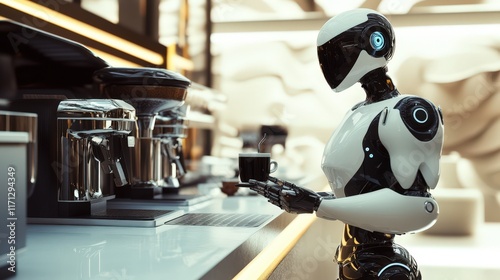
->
xmin=258 ymin=133 xmax=267 ymax=153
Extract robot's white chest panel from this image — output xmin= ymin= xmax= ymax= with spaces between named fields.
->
xmin=321 ymin=97 xmax=403 ymax=197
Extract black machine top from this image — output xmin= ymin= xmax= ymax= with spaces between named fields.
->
xmin=93 ymin=67 xmax=191 ymax=89
xmin=0 ymin=20 xmax=109 ymax=89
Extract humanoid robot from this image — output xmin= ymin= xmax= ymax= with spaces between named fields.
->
xmin=246 ymin=9 xmax=444 ymax=280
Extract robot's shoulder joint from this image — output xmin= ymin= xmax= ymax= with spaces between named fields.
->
xmin=392 ymin=96 xmax=442 ymax=141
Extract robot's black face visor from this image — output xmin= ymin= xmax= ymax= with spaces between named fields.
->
xmin=317 ymin=13 xmax=395 ymax=90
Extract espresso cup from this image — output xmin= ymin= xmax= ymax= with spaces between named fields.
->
xmin=238 ymin=152 xmax=278 ymax=182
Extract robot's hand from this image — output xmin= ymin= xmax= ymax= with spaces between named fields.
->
xmin=248 ymin=176 xmax=323 ymax=214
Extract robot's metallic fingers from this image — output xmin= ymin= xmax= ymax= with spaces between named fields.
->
xmin=248 ymin=179 xmax=265 ymax=187
xmin=248 ymin=180 xmax=277 ymax=197
xmin=248 ymin=179 xmax=267 ymax=195
xmin=250 ymin=186 xmax=267 ymax=197
xmin=266 ymin=188 xmax=279 ymax=199
xmin=251 ymin=187 xmax=265 ymax=196
xmin=281 ymin=189 xmax=296 ymax=197
xmin=268 ymin=184 xmax=284 ymax=195
xmin=268 ymin=175 xmax=278 ymax=183
xmin=280 ymin=191 xmax=294 ymax=213
xmin=268 ymin=199 xmax=282 ymax=208
xmin=280 ymin=199 xmax=291 ymax=212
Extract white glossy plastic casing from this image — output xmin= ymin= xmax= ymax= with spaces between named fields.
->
xmin=316 ymin=188 xmax=438 ymax=234
xmin=318 ymin=95 xmax=443 ymax=234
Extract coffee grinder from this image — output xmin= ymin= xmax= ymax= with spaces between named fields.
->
xmin=153 ymin=105 xmax=189 ymax=192
xmin=93 ymin=67 xmax=191 ymax=199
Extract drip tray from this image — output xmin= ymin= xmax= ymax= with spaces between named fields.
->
xmin=28 ymin=209 xmax=184 ymax=227
xmin=108 ymin=194 xmax=211 ymax=210
xmin=165 ymin=213 xmax=272 ymax=227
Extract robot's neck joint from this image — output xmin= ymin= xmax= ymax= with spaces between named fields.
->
xmin=360 ymin=67 xmax=399 ymax=104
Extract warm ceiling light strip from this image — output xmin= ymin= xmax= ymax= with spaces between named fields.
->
xmin=1 ymin=0 xmax=164 ymax=66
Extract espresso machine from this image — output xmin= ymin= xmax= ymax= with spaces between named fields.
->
xmin=0 ymin=20 xmax=198 ymax=226
xmin=56 ymin=99 xmax=135 ymax=217
xmin=93 ymin=67 xmax=192 ymax=199
xmin=153 ymin=105 xmax=189 ymax=191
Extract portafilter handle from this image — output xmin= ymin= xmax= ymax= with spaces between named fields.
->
xmin=161 ymin=138 xmax=186 ymax=178
xmin=90 ymin=136 xmax=128 ymax=187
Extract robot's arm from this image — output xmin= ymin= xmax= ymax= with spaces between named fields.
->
xmin=248 ymin=176 xmax=333 ymax=214
xmin=316 ymin=188 xmax=439 ymax=234
xmin=248 ymin=177 xmax=438 ymax=235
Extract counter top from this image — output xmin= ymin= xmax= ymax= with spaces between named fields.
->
xmin=12 ymin=192 xmax=500 ymax=279
xmin=14 ymin=195 xmax=290 ymax=280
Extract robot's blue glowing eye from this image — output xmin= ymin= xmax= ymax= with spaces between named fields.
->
xmin=370 ymin=31 xmax=385 ymax=51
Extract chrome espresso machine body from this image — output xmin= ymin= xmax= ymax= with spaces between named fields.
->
xmin=56 ymin=99 xmax=136 ymax=216
xmin=153 ymin=105 xmax=189 ymax=190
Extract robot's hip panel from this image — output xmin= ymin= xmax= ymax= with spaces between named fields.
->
xmin=337 ymin=243 xmax=421 ymax=280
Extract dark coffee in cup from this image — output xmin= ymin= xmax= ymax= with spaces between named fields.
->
xmin=238 ymin=152 xmax=278 ymax=182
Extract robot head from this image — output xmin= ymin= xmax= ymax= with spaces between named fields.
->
xmin=317 ymin=9 xmax=395 ymax=92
